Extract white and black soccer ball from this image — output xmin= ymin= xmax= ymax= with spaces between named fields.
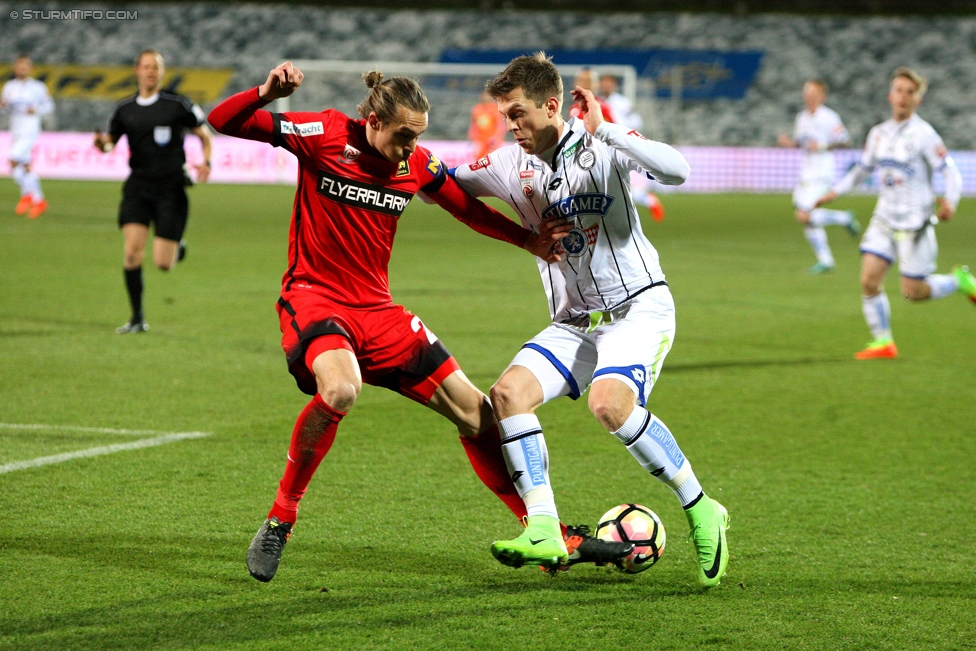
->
xmin=596 ymin=503 xmax=666 ymax=573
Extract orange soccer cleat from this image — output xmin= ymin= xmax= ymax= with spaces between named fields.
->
xmin=854 ymin=339 xmax=898 ymax=360
xmin=647 ymin=192 xmax=665 ymax=222
xmin=27 ymin=199 xmax=48 ymax=219
xmin=15 ymin=195 xmax=33 ymax=215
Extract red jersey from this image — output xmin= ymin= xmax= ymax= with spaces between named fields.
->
xmin=271 ymin=108 xmax=445 ymax=306
xmin=209 ymin=87 xmax=531 ymax=309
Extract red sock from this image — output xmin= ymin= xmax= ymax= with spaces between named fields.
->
xmin=460 ymin=424 xmax=527 ymax=521
xmin=268 ymin=394 xmax=346 ymax=524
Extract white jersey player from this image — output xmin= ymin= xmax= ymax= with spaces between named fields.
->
xmin=817 ymin=67 xmax=974 ymax=360
xmin=777 ymin=80 xmax=858 ymax=273
xmin=451 ymin=52 xmax=730 ymax=587
xmin=1 ymin=56 xmax=54 ymax=218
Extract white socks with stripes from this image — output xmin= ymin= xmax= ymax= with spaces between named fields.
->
xmin=498 ymin=414 xmax=558 ymax=518
xmin=612 ymin=406 xmax=703 ymax=508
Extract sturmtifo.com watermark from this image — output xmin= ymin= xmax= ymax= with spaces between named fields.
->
xmin=8 ymin=9 xmax=138 ymax=20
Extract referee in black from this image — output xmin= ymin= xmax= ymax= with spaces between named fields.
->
xmin=94 ymin=49 xmax=212 ymax=333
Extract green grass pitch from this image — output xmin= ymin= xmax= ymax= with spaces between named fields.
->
xmin=1 ymin=180 xmax=974 ymax=650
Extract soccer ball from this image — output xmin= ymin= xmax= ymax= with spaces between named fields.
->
xmin=596 ymin=503 xmax=666 ymax=573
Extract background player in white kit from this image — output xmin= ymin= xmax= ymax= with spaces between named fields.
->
xmin=452 ymin=53 xmax=730 ymax=587
xmin=778 ymin=80 xmax=859 ymax=274
xmin=817 ymin=67 xmax=974 ymax=360
xmin=1 ymin=55 xmax=54 ymax=219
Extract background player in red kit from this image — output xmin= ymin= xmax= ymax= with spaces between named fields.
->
xmin=210 ymin=62 xmax=630 ymax=581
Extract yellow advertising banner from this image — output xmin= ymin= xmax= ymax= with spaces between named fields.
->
xmin=0 ymin=64 xmax=234 ymax=104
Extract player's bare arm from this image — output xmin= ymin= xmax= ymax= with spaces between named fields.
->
xmin=936 ymin=197 xmax=955 ymax=221
xmin=258 ymin=62 xmax=304 ymax=101
xmin=192 ymin=125 xmax=213 ymax=183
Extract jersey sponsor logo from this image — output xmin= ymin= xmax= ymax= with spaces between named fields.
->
xmin=542 ymin=193 xmax=614 ymax=221
xmin=577 ymin=148 xmax=595 ymax=170
xmin=519 ymin=170 xmax=534 ymax=179
xmin=426 ymin=153 xmax=443 ymax=177
xmin=469 ymin=155 xmax=491 ymax=171
xmin=280 ymin=120 xmax=323 ymax=137
xmin=153 ymin=125 xmax=171 ymax=146
xmin=562 ymin=140 xmax=581 ymax=159
xmin=627 ymin=129 xmax=649 ymax=140
xmin=316 ymin=169 xmax=413 ymax=217
xmin=525 ymin=159 xmax=544 ymax=171
xmin=519 ymin=169 xmax=534 ymax=197
xmin=553 ymin=223 xmax=599 ymax=257
xmin=877 ymin=159 xmax=916 ymax=176
xmin=396 ymin=160 xmax=411 ymax=177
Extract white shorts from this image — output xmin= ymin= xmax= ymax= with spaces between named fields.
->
xmin=508 ymin=285 xmax=675 ymax=407
xmin=859 ymin=217 xmax=938 ymax=279
xmin=792 ymin=179 xmax=832 ymax=212
xmin=9 ymin=134 xmax=38 ymax=165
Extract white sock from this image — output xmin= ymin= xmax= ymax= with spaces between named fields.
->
xmin=498 ymin=414 xmax=558 ymax=519
xmin=804 ymin=226 xmax=834 ymax=267
xmin=925 ymin=274 xmax=959 ymax=300
xmin=22 ymin=171 xmax=43 ymax=201
xmin=861 ymin=292 xmax=892 ymax=341
xmin=809 ymin=208 xmax=852 ymax=228
xmin=612 ymin=407 xmax=703 ymax=508
xmin=11 ymin=164 xmax=27 ymax=196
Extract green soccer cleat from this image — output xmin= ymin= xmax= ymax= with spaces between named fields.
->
xmin=954 ymin=266 xmax=976 ymax=305
xmin=685 ymin=496 xmax=730 ymax=588
xmin=491 ymin=515 xmax=568 ymax=570
xmin=808 ymin=262 xmax=834 ymax=275
xmin=845 ymin=213 xmax=862 ymax=237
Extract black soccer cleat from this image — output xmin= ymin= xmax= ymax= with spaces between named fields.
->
xmin=177 ymin=239 xmax=187 ymax=262
xmin=246 ymin=516 xmax=292 ymax=582
xmin=115 ymin=320 xmax=149 ymax=334
xmin=547 ymin=524 xmax=634 ymax=574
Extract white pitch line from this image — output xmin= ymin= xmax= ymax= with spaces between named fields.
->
xmin=0 ymin=422 xmax=173 ymax=436
xmin=0 ymin=432 xmax=211 ymax=475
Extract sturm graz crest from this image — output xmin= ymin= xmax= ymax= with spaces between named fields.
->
xmin=577 ymin=148 xmax=595 ymax=170
xmin=562 ymin=228 xmax=588 ymax=256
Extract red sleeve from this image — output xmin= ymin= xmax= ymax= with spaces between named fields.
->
xmin=427 ymin=173 xmax=530 ymax=249
xmin=207 ymin=87 xmax=274 ymax=143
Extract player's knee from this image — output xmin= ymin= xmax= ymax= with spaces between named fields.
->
xmin=489 ymin=376 xmax=529 ymax=417
xmin=588 ymin=394 xmax=625 ymax=432
xmin=124 ymin=251 xmax=143 ymax=268
xmin=795 ymin=210 xmax=810 ymax=224
xmin=902 ymin=281 xmax=928 ymax=301
xmin=315 ymin=376 xmax=359 ymax=412
xmin=860 ymin=274 xmax=881 ymax=296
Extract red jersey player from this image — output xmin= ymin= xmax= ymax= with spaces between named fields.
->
xmin=208 ymin=62 xmax=617 ymax=582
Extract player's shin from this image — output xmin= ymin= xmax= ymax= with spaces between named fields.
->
xmin=861 ymin=292 xmax=893 ymax=341
xmin=11 ymin=164 xmax=27 ymax=195
xmin=124 ymin=266 xmax=144 ymax=323
xmin=809 ymin=208 xmax=853 ymax=228
xmin=924 ymin=274 xmax=960 ymax=300
xmin=459 ymin=424 xmax=528 ymax=521
xmin=268 ymin=394 xmax=346 ymax=524
xmin=612 ymin=407 xmax=703 ymax=508
xmin=803 ymin=226 xmax=835 ymax=268
xmin=499 ymin=414 xmax=558 ymax=519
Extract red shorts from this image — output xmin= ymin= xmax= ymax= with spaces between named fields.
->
xmin=276 ymin=290 xmax=460 ymax=404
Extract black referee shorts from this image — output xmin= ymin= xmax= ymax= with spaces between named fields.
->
xmin=118 ymin=175 xmax=189 ymax=242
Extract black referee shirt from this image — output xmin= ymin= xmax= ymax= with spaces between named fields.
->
xmin=107 ymin=91 xmax=205 ymax=180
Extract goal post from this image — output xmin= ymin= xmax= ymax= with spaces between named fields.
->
xmin=275 ymin=59 xmax=640 ymax=141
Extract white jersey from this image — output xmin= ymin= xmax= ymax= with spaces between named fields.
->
xmin=793 ymin=105 xmax=849 ymax=182
xmin=832 ymin=114 xmax=962 ymax=231
xmin=1 ymin=77 xmax=54 ymax=138
xmin=452 ymin=117 xmax=689 ymax=324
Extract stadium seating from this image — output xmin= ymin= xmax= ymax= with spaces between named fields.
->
xmin=1 ymin=4 xmax=974 ymax=147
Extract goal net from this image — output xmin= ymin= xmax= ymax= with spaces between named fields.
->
xmin=277 ymin=60 xmax=640 ymax=143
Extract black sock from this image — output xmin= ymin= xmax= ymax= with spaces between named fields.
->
xmin=124 ymin=266 xmax=144 ymax=323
